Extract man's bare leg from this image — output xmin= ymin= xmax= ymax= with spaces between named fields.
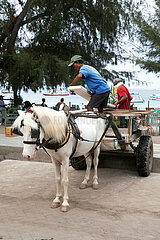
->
xmin=98 ymin=107 xmax=103 ymax=113
xmin=87 ymin=106 xmax=93 ymax=111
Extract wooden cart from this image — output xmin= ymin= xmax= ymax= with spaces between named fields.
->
xmin=70 ymin=109 xmax=153 ymax=177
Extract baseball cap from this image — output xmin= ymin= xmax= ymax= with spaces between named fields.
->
xmin=68 ymin=55 xmax=83 ymax=67
xmin=113 ymin=78 xmax=122 ymax=86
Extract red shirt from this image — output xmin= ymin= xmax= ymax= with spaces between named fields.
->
xmin=117 ymin=85 xmax=131 ymax=109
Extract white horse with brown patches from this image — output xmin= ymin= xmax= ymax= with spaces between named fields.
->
xmin=12 ymin=106 xmax=105 ymax=212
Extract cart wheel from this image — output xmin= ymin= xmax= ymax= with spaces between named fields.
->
xmin=136 ymin=136 xmax=153 ymax=177
xmin=70 ymin=156 xmax=86 ymax=170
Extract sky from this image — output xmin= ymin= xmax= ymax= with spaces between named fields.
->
xmin=106 ymin=62 xmax=160 ymax=90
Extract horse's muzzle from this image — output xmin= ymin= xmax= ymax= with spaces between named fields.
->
xmin=23 ymin=150 xmax=37 ymax=160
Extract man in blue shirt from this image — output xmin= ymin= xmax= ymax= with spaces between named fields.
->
xmin=68 ymin=55 xmax=110 ymax=113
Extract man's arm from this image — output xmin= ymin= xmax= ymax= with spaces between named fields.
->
xmin=115 ymin=94 xmax=128 ymax=108
xmin=70 ymin=73 xmax=83 ymax=86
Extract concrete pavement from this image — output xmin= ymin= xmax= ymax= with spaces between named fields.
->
xmin=0 ymin=160 xmax=160 ymax=240
xmin=1 ymin=125 xmax=160 ymax=239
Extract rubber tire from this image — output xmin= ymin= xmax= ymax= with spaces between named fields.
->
xmin=136 ymin=136 xmax=153 ymax=177
xmin=70 ymin=155 xmax=86 ymax=170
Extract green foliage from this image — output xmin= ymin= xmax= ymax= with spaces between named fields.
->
xmin=108 ymin=86 xmax=117 ymax=104
xmin=0 ymin=0 xmax=141 ymax=106
xmin=134 ymin=0 xmax=160 ymax=74
xmin=7 ymin=107 xmax=14 ymax=114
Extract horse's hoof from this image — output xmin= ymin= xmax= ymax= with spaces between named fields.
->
xmin=51 ymin=202 xmax=60 ymax=208
xmin=92 ymin=184 xmax=98 ymax=190
xmin=79 ymin=183 xmax=87 ymax=189
xmin=61 ymin=205 xmax=69 ymax=212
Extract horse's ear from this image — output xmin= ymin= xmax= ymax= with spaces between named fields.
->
xmin=18 ymin=110 xmax=25 ymax=116
xmin=32 ymin=111 xmax=38 ymax=121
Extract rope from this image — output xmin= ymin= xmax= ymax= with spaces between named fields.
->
xmin=79 ymin=138 xmax=124 ymax=143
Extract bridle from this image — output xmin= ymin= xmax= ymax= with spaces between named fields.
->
xmin=22 ymin=118 xmax=71 ymax=153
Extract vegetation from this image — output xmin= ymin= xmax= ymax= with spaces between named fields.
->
xmin=1 ymin=0 xmax=156 ymax=105
xmin=0 ymin=0 xmax=140 ymax=105
xmin=134 ymin=0 xmax=160 ymax=74
xmin=108 ymin=86 xmax=117 ymax=104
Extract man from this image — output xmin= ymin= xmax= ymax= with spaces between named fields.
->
xmin=0 ymin=95 xmax=5 ymax=112
xmin=68 ymin=55 xmax=110 ymax=113
xmin=113 ymin=78 xmax=132 ymax=110
xmin=56 ymin=98 xmax=66 ymax=110
xmin=113 ymin=78 xmax=132 ymax=127
xmin=41 ymin=98 xmax=48 ymax=107
xmin=0 ymin=95 xmax=5 ymax=125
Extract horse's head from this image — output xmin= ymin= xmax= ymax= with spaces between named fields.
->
xmin=13 ymin=109 xmax=44 ymax=160
xmin=13 ymin=106 xmax=67 ymax=160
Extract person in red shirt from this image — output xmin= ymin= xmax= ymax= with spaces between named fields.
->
xmin=113 ymin=78 xmax=132 ymax=127
xmin=113 ymin=78 xmax=132 ymax=110
xmin=56 ymin=98 xmax=66 ymax=110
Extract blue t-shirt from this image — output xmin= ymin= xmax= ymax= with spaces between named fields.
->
xmin=79 ymin=65 xmax=110 ymax=94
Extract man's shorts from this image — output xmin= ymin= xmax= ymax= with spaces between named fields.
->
xmin=87 ymin=91 xmax=110 ymax=109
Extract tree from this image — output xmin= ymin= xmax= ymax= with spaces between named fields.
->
xmin=0 ymin=0 xmax=140 ymax=105
xmin=134 ymin=0 xmax=160 ymax=74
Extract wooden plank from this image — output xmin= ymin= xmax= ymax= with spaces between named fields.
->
xmin=110 ymin=121 xmax=126 ymax=150
xmin=104 ymin=109 xmax=152 ymax=117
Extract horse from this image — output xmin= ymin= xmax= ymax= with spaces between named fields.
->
xmin=12 ymin=106 xmax=105 ymax=212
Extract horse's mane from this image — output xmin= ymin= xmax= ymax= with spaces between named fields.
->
xmin=32 ymin=106 xmax=67 ymax=142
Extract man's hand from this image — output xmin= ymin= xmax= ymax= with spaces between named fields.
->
xmin=69 ymin=89 xmax=74 ymax=93
xmin=115 ymin=102 xmax=118 ymax=109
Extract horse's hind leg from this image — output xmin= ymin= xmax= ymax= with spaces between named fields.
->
xmin=79 ymin=154 xmax=92 ymax=189
xmin=51 ymin=162 xmax=61 ymax=208
xmin=92 ymin=147 xmax=100 ymax=189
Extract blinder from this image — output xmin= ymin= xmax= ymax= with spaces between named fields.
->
xmin=12 ymin=127 xmax=39 ymax=139
xmin=31 ymin=128 xmax=39 ymax=138
xmin=12 ymin=128 xmax=23 ymax=136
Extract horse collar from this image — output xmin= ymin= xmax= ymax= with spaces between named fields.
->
xmin=41 ymin=123 xmax=70 ymax=151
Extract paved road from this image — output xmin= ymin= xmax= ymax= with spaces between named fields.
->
xmin=0 ymin=159 xmax=160 ymax=240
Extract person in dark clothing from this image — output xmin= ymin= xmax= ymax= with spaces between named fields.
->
xmin=22 ymin=101 xmax=32 ymax=111
xmin=41 ymin=98 xmax=47 ymax=107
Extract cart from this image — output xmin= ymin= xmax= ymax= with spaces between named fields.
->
xmin=70 ymin=109 xmax=153 ymax=177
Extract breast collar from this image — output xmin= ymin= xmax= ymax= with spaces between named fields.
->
xmin=41 ymin=123 xmax=70 ymax=151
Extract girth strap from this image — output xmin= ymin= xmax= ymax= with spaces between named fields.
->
xmin=65 ymin=112 xmax=81 ymax=140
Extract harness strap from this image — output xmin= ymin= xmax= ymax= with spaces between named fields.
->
xmin=41 ymin=123 xmax=70 ymax=151
xmin=84 ymin=113 xmax=113 ymax=159
xmin=69 ymin=136 xmax=78 ymax=159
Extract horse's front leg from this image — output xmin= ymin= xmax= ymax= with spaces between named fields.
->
xmin=79 ymin=154 xmax=92 ymax=189
xmin=51 ymin=160 xmax=61 ymax=208
xmin=92 ymin=146 xmax=100 ymax=189
xmin=61 ymin=157 xmax=70 ymax=212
